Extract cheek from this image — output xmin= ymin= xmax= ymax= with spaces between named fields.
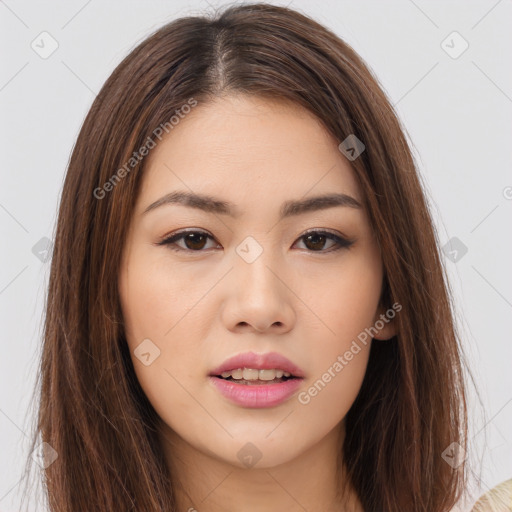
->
xmin=118 ymin=246 xmax=209 ymax=418
xmin=295 ymin=281 xmax=376 ymax=431
xmin=296 ymin=343 xmax=370 ymax=433
xmin=294 ymin=248 xmax=381 ymax=416
xmin=119 ymin=247 xmax=193 ymax=341
xmin=304 ymin=249 xmax=382 ymax=348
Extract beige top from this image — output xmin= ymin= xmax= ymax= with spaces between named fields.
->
xmin=470 ymin=478 xmax=512 ymax=512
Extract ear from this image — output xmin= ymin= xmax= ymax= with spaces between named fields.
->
xmin=371 ymin=301 xmax=400 ymax=341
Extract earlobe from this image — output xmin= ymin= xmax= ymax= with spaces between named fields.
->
xmin=373 ymin=319 xmax=397 ymax=341
xmin=372 ymin=304 xmax=399 ymax=341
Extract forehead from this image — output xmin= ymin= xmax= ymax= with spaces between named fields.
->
xmin=139 ymin=95 xmax=363 ymax=212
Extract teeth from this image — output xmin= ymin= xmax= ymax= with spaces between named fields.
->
xmin=219 ymin=368 xmax=293 ymax=380
xmin=243 ymin=368 xmax=259 ymax=380
xmin=230 ymin=369 xmax=244 ymax=379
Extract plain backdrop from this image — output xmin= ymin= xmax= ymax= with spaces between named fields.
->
xmin=1 ymin=1 xmax=511 ymax=510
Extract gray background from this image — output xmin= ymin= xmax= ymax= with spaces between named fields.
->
xmin=1 ymin=1 xmax=511 ymax=510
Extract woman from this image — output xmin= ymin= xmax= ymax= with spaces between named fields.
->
xmin=21 ymin=3 xmax=470 ymax=511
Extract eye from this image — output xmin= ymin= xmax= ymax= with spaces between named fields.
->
xmin=157 ymin=229 xmax=355 ymax=253
xmin=293 ymin=229 xmax=355 ymax=253
xmin=157 ymin=229 xmax=219 ymax=252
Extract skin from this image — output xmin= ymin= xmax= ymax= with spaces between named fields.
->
xmin=118 ymin=94 xmax=397 ymax=512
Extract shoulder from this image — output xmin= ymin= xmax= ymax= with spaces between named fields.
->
xmin=470 ymin=478 xmax=512 ymax=511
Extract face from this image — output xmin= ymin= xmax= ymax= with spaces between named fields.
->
xmin=118 ymin=94 xmax=396 ymax=470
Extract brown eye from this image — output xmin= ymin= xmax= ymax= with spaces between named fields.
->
xmin=158 ymin=229 xmax=354 ymax=254
xmin=294 ymin=230 xmax=355 ymax=253
xmin=302 ymin=233 xmax=330 ymax=251
xmin=157 ymin=230 xmax=218 ymax=252
xmin=183 ymin=232 xmax=208 ymax=250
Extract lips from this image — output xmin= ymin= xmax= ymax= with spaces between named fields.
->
xmin=209 ymin=351 xmax=305 ymax=379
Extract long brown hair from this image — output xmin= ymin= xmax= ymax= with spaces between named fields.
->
xmin=20 ymin=3 xmax=469 ymax=511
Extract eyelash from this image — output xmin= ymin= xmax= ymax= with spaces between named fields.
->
xmin=156 ymin=229 xmax=355 ymax=254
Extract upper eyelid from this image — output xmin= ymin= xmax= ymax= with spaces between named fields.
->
xmin=160 ymin=227 xmax=349 ymax=240
xmin=159 ymin=228 xmax=217 ymax=244
xmin=158 ymin=228 xmax=355 ymax=248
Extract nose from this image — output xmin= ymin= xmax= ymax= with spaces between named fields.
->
xmin=220 ymin=252 xmax=295 ymax=334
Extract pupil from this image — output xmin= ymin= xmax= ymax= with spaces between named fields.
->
xmin=185 ymin=233 xmax=206 ymax=250
xmin=305 ymin=234 xmax=326 ymax=251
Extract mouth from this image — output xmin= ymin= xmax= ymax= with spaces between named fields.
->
xmin=211 ymin=368 xmax=302 ymax=385
xmin=208 ymin=352 xmax=305 ymax=408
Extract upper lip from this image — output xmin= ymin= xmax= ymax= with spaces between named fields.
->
xmin=209 ymin=351 xmax=305 ymax=378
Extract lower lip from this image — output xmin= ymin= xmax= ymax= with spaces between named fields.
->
xmin=208 ymin=376 xmax=303 ymax=408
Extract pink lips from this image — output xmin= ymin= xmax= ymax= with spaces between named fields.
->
xmin=209 ymin=351 xmax=305 ymax=378
xmin=208 ymin=351 xmax=305 ymax=408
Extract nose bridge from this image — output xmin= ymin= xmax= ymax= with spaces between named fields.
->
xmin=220 ymin=234 xmax=294 ymax=332
xmin=233 ymin=234 xmax=283 ymax=296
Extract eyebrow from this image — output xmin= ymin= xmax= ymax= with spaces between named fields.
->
xmin=142 ymin=190 xmax=362 ymax=219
